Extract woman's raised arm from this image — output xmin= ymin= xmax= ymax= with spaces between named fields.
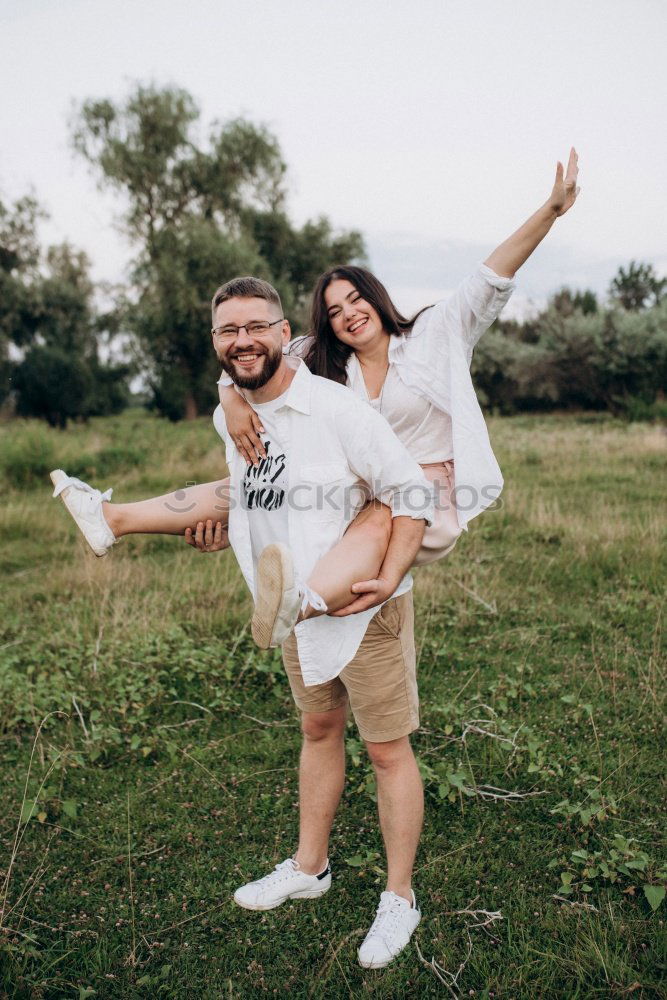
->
xmin=484 ymin=147 xmax=580 ymax=278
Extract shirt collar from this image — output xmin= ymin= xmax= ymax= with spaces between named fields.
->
xmin=388 ymin=332 xmax=407 ymax=357
xmin=346 ymin=334 xmax=405 ymax=379
xmin=277 ymin=355 xmax=312 ymax=415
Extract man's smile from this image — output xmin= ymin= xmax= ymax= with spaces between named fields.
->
xmin=232 ymin=352 xmax=264 ymax=366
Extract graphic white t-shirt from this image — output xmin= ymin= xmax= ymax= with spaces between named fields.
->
xmin=241 ymin=392 xmax=289 ymax=567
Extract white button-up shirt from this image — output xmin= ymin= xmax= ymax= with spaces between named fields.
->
xmin=375 ymin=264 xmax=515 ymax=529
xmin=213 ymin=357 xmax=434 ymax=686
xmin=272 ymin=264 xmax=514 ymax=529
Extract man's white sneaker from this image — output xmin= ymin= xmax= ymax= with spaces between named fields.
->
xmin=251 ymin=544 xmax=303 ymax=648
xmin=50 ymin=469 xmax=117 ymax=557
xmin=358 ymin=890 xmax=421 ymax=970
xmin=233 ymin=857 xmax=331 ymax=911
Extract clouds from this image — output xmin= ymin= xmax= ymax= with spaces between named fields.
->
xmin=1 ymin=0 xmax=664 ymax=299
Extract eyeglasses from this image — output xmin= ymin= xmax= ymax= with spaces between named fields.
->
xmin=211 ymin=318 xmax=284 ymax=340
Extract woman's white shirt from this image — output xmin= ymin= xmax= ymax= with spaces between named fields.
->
xmin=219 ymin=263 xmax=515 ymax=529
xmin=350 ymin=360 xmax=454 ymax=464
xmin=385 ymin=263 xmax=514 ymax=528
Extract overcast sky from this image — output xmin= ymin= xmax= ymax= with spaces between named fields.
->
xmin=1 ymin=0 xmax=665 ymax=316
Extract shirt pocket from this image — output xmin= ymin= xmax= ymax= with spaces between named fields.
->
xmin=298 ymin=463 xmax=349 ymax=522
xmin=299 ymin=463 xmax=348 ymax=483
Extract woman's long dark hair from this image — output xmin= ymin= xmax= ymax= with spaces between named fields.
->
xmin=303 ymin=265 xmax=431 ymax=384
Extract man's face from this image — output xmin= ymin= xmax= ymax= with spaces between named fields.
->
xmin=212 ymin=296 xmax=289 ymax=390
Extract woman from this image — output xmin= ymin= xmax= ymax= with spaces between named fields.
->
xmin=52 ymin=150 xmax=579 ymax=620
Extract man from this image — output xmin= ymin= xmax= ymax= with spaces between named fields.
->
xmin=200 ymin=275 xmax=434 ymax=970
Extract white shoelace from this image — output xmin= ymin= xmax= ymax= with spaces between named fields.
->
xmin=52 ymin=475 xmax=113 ymax=502
xmin=300 ymin=583 xmax=328 ymax=615
xmin=255 ymin=858 xmax=301 ymax=885
xmin=366 ymin=893 xmax=410 ymax=945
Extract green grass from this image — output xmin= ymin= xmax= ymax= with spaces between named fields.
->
xmin=1 ymin=410 xmax=665 ymax=998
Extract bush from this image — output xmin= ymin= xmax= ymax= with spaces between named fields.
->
xmin=472 ymin=330 xmax=558 ymax=413
xmin=13 ymin=346 xmax=94 ymax=428
xmin=613 ymin=395 xmax=667 ymax=423
xmin=0 ymin=423 xmax=56 ymax=487
xmin=66 ymin=444 xmax=147 ymax=480
xmin=475 ymin=300 xmax=667 ymax=415
xmin=12 ymin=346 xmax=131 ymax=428
xmin=87 ymin=359 xmax=132 ymax=416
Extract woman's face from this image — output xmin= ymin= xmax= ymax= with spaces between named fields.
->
xmin=323 ymin=279 xmax=385 ymax=352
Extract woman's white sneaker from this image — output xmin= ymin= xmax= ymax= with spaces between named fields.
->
xmin=251 ymin=544 xmax=303 ymax=648
xmin=358 ymin=890 xmax=421 ymax=969
xmin=50 ymin=469 xmax=117 ymax=557
xmin=233 ymin=857 xmax=331 ymax=911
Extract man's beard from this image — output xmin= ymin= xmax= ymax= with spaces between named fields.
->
xmin=218 ymin=346 xmax=282 ymax=390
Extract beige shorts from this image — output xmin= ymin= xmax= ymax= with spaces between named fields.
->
xmin=281 ymin=592 xmax=418 ymax=743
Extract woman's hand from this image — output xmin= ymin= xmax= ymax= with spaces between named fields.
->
xmin=219 ymin=384 xmax=266 ymax=466
xmin=484 ymin=146 xmax=581 ymax=277
xmin=547 ymin=147 xmax=580 ymax=217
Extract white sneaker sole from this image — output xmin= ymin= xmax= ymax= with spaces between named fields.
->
xmin=233 ymin=884 xmax=330 ymax=911
xmin=358 ymin=953 xmax=399 ymax=970
xmin=50 ymin=469 xmax=110 ymax=558
xmin=251 ymin=543 xmax=299 ymax=649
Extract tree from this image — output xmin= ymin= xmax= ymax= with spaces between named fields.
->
xmin=13 ymin=346 xmax=94 ymax=428
xmin=72 ymin=84 xmax=365 ymax=419
xmin=473 ymin=298 xmax=667 ymax=416
xmin=550 ymin=286 xmax=598 ymax=317
xmin=609 ymin=261 xmax=665 ymax=311
xmin=133 ymin=219 xmax=266 ymax=420
xmin=245 ymin=211 xmax=365 ymax=302
xmin=0 ymin=194 xmax=130 ymax=424
xmin=0 ymin=196 xmax=44 ymax=402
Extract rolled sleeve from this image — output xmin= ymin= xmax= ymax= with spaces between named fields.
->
xmin=478 ymin=263 xmax=516 ymax=292
xmin=428 ymin=263 xmax=516 ymax=363
xmin=385 ymin=484 xmax=435 ymax=525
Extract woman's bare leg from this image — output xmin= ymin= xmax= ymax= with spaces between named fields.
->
xmin=303 ymin=500 xmax=392 ymax=617
xmin=301 ymin=461 xmax=459 ymax=617
xmin=103 ymin=479 xmax=230 ymax=538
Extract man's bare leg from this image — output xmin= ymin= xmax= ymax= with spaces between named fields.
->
xmin=365 ymin=736 xmax=423 ymax=903
xmin=293 ymin=705 xmax=348 ymax=874
xmin=102 ymin=479 xmax=230 ymax=538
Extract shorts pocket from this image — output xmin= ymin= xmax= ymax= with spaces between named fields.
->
xmin=373 ymin=600 xmax=401 ymax=639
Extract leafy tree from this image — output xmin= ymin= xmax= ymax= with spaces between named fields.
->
xmin=550 ymin=286 xmax=598 ymax=316
xmin=609 ymin=261 xmax=665 ymax=311
xmin=0 ymin=194 xmax=130 ymax=424
xmin=72 ymin=84 xmax=365 ymax=419
xmin=13 ymin=346 xmax=94 ymax=428
xmin=245 ymin=210 xmax=365 ymax=312
xmin=0 ymin=196 xmax=45 ymax=403
xmin=474 ymin=299 xmax=667 ymax=416
xmin=13 ymin=344 xmax=129 ymax=428
xmin=471 ymin=329 xmax=551 ymax=413
xmin=133 ymin=219 xmax=265 ymax=420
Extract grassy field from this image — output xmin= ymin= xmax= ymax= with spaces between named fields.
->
xmin=0 ymin=410 xmax=665 ymax=999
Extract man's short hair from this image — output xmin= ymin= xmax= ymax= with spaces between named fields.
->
xmin=211 ymin=276 xmax=282 ymax=322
